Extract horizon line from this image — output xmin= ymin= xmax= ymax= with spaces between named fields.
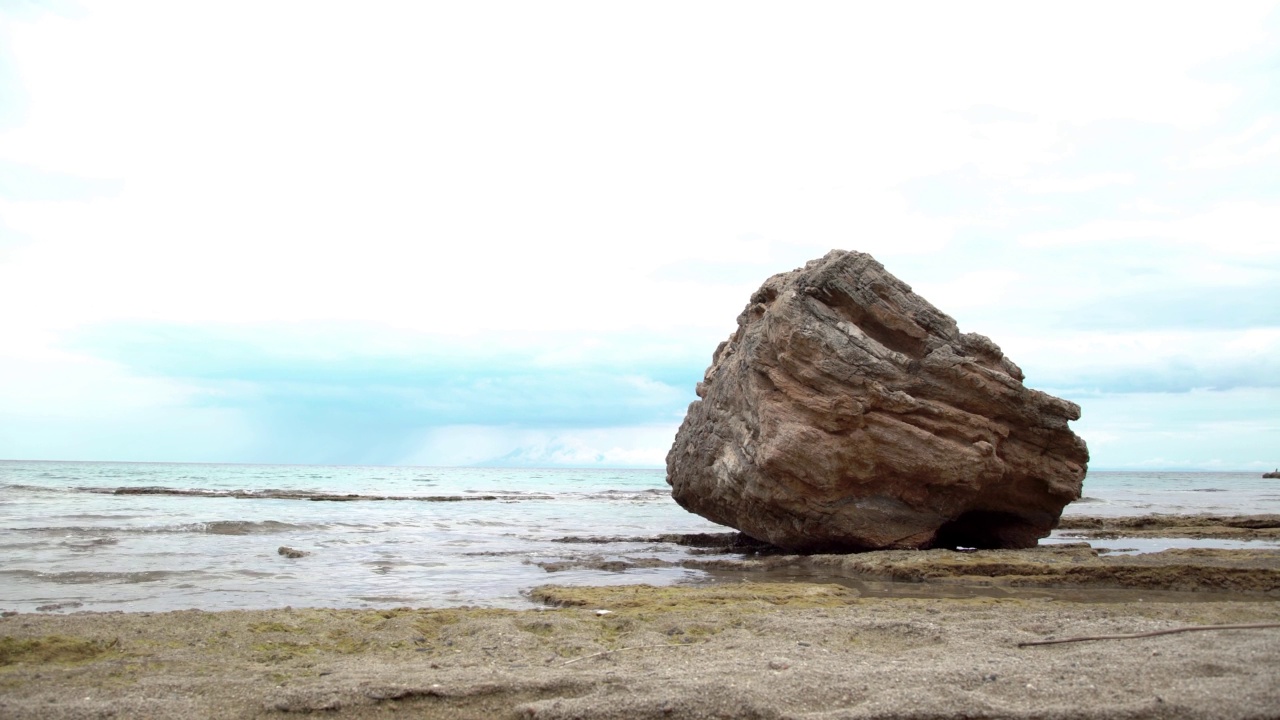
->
xmin=1 ymin=458 xmax=1273 ymax=474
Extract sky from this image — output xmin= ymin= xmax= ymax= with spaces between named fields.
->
xmin=0 ymin=1 xmax=1277 ymax=471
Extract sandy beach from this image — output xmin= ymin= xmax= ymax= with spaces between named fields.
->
xmin=4 ymin=515 xmax=1279 ymax=719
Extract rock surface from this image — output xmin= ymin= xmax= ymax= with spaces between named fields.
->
xmin=666 ymin=250 xmax=1088 ymax=552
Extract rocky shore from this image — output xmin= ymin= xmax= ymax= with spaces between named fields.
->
xmin=1058 ymin=514 xmax=1280 ymax=540
xmin=3 ymin=514 xmax=1279 ymax=719
xmin=542 ymin=513 xmax=1280 ymax=596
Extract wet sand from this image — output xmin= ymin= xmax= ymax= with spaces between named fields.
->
xmin=3 ymin=514 xmax=1280 ymax=719
xmin=689 ymin=544 xmax=1280 ymax=595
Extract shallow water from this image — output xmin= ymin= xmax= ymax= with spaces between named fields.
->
xmin=2 ymin=462 xmax=1277 ymax=613
xmin=1041 ymin=534 xmax=1280 ymax=554
xmin=1063 ymin=471 xmax=1280 ymax=518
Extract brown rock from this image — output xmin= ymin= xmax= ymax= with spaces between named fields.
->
xmin=666 ymin=250 xmax=1088 ymax=552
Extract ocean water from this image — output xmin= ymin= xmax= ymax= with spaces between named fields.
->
xmin=1063 ymin=471 xmax=1280 ymax=518
xmin=2 ymin=461 xmax=1278 ymax=613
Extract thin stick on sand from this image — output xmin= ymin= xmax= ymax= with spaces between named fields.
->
xmin=1019 ymin=622 xmax=1280 ymax=647
xmin=561 ymin=644 xmax=692 ymax=666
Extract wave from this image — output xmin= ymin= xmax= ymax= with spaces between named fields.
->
xmin=188 ymin=520 xmax=316 ymax=535
xmin=0 ymin=483 xmax=73 ymax=494
xmin=60 ymin=537 xmax=119 ymax=551
xmin=354 ymin=595 xmax=421 ymax=604
xmin=580 ymin=488 xmax=671 ymax=501
xmin=0 ymin=569 xmax=196 ymax=584
xmin=9 ymin=483 xmax=668 ymax=505
xmin=77 ymin=486 xmax=556 ymax=502
xmin=11 ymin=520 xmax=324 ymax=536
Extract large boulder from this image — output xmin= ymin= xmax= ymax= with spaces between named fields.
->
xmin=666 ymin=250 xmax=1088 ymax=552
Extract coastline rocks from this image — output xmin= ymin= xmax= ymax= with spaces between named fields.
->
xmin=1264 ymin=470 xmax=1280 ymax=479
xmin=666 ymin=250 xmax=1088 ymax=552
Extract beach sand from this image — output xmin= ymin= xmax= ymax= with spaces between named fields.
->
xmin=3 ymin=523 xmax=1280 ymax=719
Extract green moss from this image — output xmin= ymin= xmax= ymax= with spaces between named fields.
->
xmin=322 ymin=630 xmax=369 ymax=654
xmin=248 ymin=621 xmax=299 ymax=634
xmin=251 ymin=640 xmax=318 ymax=663
xmin=350 ymin=607 xmax=415 ymax=626
xmin=524 ymin=583 xmax=860 ymax=653
xmin=682 ymin=623 xmax=723 ymax=638
xmin=412 ymin=609 xmax=465 ymax=640
xmin=594 ymin=616 xmax=638 ymax=646
xmin=518 ymin=620 xmax=557 ymax=637
xmin=531 ymin=582 xmax=858 ymax=614
xmin=411 ymin=608 xmax=516 ymax=640
xmin=250 ymin=629 xmax=372 ymax=662
xmin=0 ymin=635 xmax=118 ymax=666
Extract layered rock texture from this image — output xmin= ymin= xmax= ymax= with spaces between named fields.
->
xmin=666 ymin=250 xmax=1088 ymax=552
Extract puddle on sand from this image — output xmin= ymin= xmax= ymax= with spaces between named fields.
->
xmin=1042 ymin=534 xmax=1280 ymax=555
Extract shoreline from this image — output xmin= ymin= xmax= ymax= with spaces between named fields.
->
xmin=4 ymin=518 xmax=1280 ymax=719
xmin=540 ymin=514 xmax=1280 ymax=598
xmin=3 ymin=582 xmax=1279 ymax=719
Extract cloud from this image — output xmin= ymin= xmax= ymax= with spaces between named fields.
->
xmin=1070 ymin=387 xmax=1280 ymax=470
xmin=0 ymin=1 xmax=81 ymax=18
xmin=0 ymin=348 xmax=256 ymax=463
xmin=1019 ymin=202 xmax=1280 ymax=257
xmin=406 ymin=425 xmax=678 ymax=468
xmin=1046 ymin=356 xmax=1280 ymax=395
xmin=0 ymin=0 xmax=86 ymax=130
xmin=1054 ymin=287 xmax=1280 ymax=333
xmin=1 ymin=2 xmax=1278 ymax=467
xmin=960 ymin=105 xmax=1038 ymax=125
xmin=14 ymin=321 xmax=703 ymax=464
xmin=0 ymin=159 xmax=120 ymax=200
xmin=0 ymin=26 xmax=25 ymax=129
xmin=991 ymin=326 xmax=1280 ymax=396
xmin=1186 ymin=117 xmax=1280 ymax=169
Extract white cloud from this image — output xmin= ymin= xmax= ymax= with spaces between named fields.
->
xmin=402 ymin=424 xmax=678 ymax=468
xmin=0 ymin=351 xmax=256 ymax=462
xmin=1185 ymin=117 xmax=1280 ymax=169
xmin=0 ymin=348 xmax=196 ymax=416
xmin=1004 ymin=328 xmax=1280 ymax=390
xmin=1 ymin=2 xmax=1278 ymax=465
xmin=1018 ymin=201 xmax=1280 ymax=258
xmin=1070 ymin=387 xmax=1280 ymax=470
xmin=912 ymin=269 xmax=1024 ymax=313
xmin=1018 ymin=173 xmax=1136 ymax=195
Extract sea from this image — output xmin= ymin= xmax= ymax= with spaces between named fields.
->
xmin=2 ymin=460 xmax=1279 ymax=614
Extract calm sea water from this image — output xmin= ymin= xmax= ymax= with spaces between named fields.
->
xmin=2 ymin=461 xmax=1278 ymax=613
